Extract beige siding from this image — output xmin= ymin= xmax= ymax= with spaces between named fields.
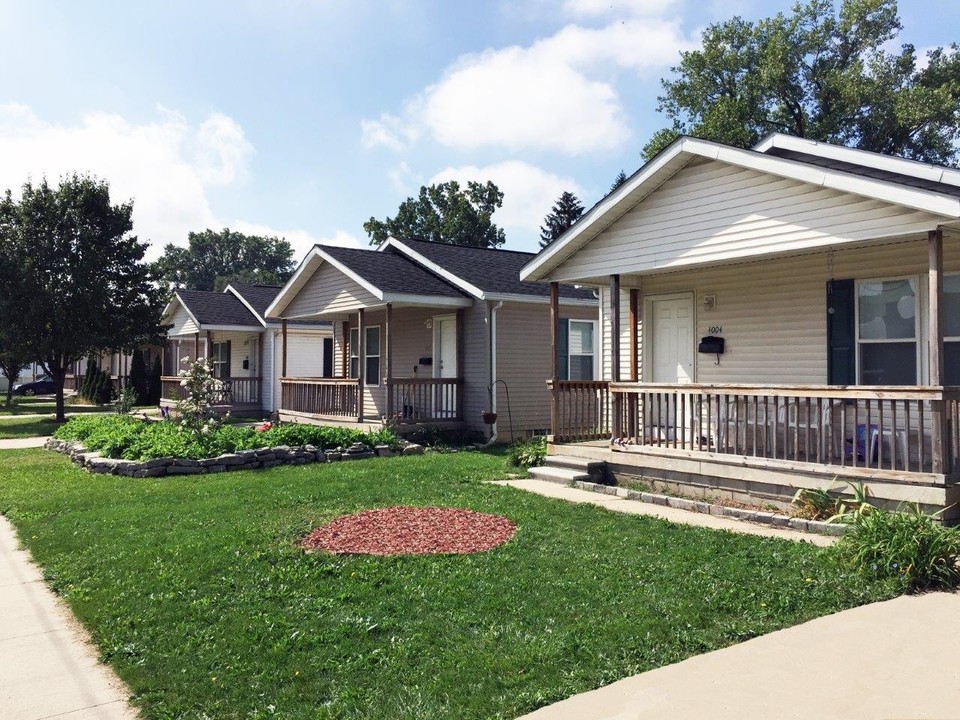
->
xmin=621 ymin=237 xmax=960 ymax=385
xmin=599 ymin=286 xmax=634 ymax=381
xmin=284 ymin=261 xmax=379 ymax=318
xmin=209 ymin=331 xmax=261 ymax=378
xmin=168 ymin=303 xmax=198 ymax=336
xmin=552 ymin=159 xmax=946 ymax=282
xmin=495 ymin=301 xmax=597 ymax=440
xmin=461 ymin=302 xmax=490 ymax=436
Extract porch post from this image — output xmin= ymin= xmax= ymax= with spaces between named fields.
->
xmin=549 ymin=282 xmax=560 ymax=439
xmin=628 ymin=287 xmax=639 ymax=440
xmin=194 ymin=332 xmax=199 ymax=361
xmin=341 ymin=322 xmax=349 ymax=378
xmin=610 ymin=274 xmax=622 ymax=439
xmin=281 ymin=320 xmax=288 ymax=378
xmin=385 ymin=303 xmax=394 ymax=421
xmin=456 ymin=308 xmax=465 ymax=421
xmin=929 ymin=228 xmax=948 ymax=472
xmin=206 ymin=331 xmax=213 ymax=367
xmin=357 ymin=308 xmax=365 ymax=422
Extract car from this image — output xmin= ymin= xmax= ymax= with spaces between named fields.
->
xmin=12 ymin=376 xmax=55 ymax=396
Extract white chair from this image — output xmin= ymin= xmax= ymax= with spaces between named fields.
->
xmin=770 ymin=398 xmax=838 ymax=461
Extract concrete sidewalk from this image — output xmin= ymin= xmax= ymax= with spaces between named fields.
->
xmin=494 ymin=478 xmax=835 ymax=546
xmin=519 ymin=591 xmax=960 ymax=720
xmin=0 ymin=437 xmax=50 ymax=450
xmin=0 ymin=517 xmax=137 ymax=719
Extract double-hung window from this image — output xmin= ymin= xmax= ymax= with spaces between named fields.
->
xmin=944 ymin=275 xmax=960 ymax=384
xmin=349 ymin=326 xmax=381 ymax=386
xmin=856 ymin=278 xmax=918 ymax=385
xmin=557 ymin=319 xmax=596 ymax=381
xmin=210 ymin=341 xmax=231 ymax=379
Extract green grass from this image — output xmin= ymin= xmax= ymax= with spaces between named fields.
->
xmin=0 ymin=400 xmax=111 ymax=416
xmin=0 ymin=450 xmax=897 ymax=719
xmin=0 ymin=417 xmax=66 ymax=438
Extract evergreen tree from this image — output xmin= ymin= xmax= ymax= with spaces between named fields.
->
xmin=149 ymin=355 xmax=163 ymax=405
xmin=610 ymin=171 xmax=627 ymax=192
xmin=539 ymin=191 xmax=585 ymax=249
xmin=128 ymin=348 xmax=149 ymax=404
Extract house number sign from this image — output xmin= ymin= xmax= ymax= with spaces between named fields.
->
xmin=708 ymin=325 xmax=723 ymax=334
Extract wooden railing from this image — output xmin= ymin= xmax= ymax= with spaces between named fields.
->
xmin=280 ymin=378 xmax=360 ymax=419
xmin=548 ymin=380 xmax=611 ymax=442
xmin=596 ymin=383 xmax=960 ymax=477
xmin=387 ymin=378 xmax=462 ymax=423
xmin=162 ymin=376 xmax=262 ymax=406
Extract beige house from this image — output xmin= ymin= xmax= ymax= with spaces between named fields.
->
xmin=161 ymin=283 xmax=331 ymax=416
xmin=265 ymin=238 xmax=597 ymax=441
xmin=521 ymin=133 xmax=960 ymax=520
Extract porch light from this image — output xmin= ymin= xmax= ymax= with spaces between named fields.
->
xmin=702 ymin=294 xmax=717 ymax=311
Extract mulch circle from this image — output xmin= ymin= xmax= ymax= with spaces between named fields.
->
xmin=301 ymin=506 xmax=516 ymax=556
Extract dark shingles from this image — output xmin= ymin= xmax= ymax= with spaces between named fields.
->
xmin=228 ymin=283 xmax=282 ymax=318
xmin=320 ymin=246 xmax=469 ymax=298
xmin=391 ymin=238 xmax=596 ymax=300
xmin=176 ymin=290 xmax=262 ymax=327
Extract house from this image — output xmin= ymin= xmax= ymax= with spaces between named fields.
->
xmin=520 ymin=133 xmax=960 ymax=520
xmin=161 ymin=283 xmax=331 ymax=415
xmin=264 ymin=238 xmax=598 ymax=440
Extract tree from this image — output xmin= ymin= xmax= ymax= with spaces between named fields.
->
xmin=149 ymin=355 xmax=163 ymax=405
xmin=0 ymin=337 xmax=30 ymax=407
xmin=644 ymin=0 xmax=960 ymax=164
xmin=539 ymin=191 xmax=585 ymax=249
xmin=0 ymin=175 xmax=166 ymax=420
xmin=364 ymin=180 xmax=506 ymax=248
xmin=128 ymin=348 xmax=149 ymax=405
xmin=610 ymin=171 xmax=628 ymax=192
xmin=153 ymin=228 xmax=296 ymax=291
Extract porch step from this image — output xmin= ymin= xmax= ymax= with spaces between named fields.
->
xmin=528 ymin=465 xmax=591 ymax=485
xmin=528 ymin=455 xmax=607 ymax=485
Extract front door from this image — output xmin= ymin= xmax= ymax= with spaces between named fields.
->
xmin=433 ymin=315 xmax=457 ymax=417
xmin=648 ymin=294 xmax=695 ymax=440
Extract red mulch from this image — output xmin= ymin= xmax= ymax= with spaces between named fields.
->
xmin=301 ymin=506 xmax=516 ymax=556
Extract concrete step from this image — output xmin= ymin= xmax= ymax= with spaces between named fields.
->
xmin=544 ymin=455 xmax=605 ymax=473
xmin=528 ymin=465 xmax=591 ymax=485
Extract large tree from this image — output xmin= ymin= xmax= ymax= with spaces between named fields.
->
xmin=644 ymin=0 xmax=960 ymax=164
xmin=0 ymin=336 xmax=30 ymax=407
xmin=0 ymin=175 xmax=166 ymax=420
xmin=364 ymin=180 xmax=506 ymax=248
xmin=539 ymin=191 xmax=585 ymax=249
xmin=154 ymin=228 xmax=296 ymax=291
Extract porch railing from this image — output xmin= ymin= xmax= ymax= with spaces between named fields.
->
xmin=280 ymin=378 xmax=359 ymax=419
xmin=595 ymin=382 xmax=960 ymax=476
xmin=162 ymin=376 xmax=263 ymax=406
xmin=387 ymin=378 xmax=462 ymax=423
xmin=548 ymin=380 xmax=611 ymax=442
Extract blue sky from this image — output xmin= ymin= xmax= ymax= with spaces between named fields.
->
xmin=1 ymin=0 xmax=958 ymax=259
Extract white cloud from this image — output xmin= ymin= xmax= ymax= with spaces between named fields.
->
xmin=360 ymin=16 xmax=696 ymax=155
xmin=194 ymin=112 xmax=254 ymax=185
xmin=429 ymin=160 xmax=583 ymax=236
xmin=231 ymin=221 xmax=364 ymax=261
xmin=387 ymin=161 xmax=421 ymax=195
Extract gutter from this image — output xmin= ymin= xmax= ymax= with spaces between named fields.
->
xmin=482 ymin=300 xmax=504 ymax=448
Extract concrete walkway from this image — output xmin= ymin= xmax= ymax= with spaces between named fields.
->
xmin=495 ymin=479 xmax=835 ymax=546
xmin=519 ymin=591 xmax=960 ymax=720
xmin=0 ymin=517 xmax=137 ymax=719
xmin=0 ymin=437 xmax=50 ymax=450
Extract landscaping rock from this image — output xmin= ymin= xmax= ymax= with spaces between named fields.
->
xmin=206 ymin=465 xmax=226 ymax=473
xmin=143 ymin=457 xmax=175 ymax=469
xmin=375 ymin=445 xmax=395 ymax=457
xmin=788 ymin=517 xmax=810 ymax=532
xmin=167 ymin=465 xmax=205 ymax=475
xmin=326 ymin=451 xmax=341 ymax=462
xmin=256 ymin=452 xmax=276 ymax=463
xmin=237 ymin=450 xmax=258 ymax=461
xmin=87 ymin=458 xmax=119 ymax=474
xmin=342 ymin=451 xmax=374 ymax=461
xmin=314 ymin=451 xmax=327 ymax=463
xmin=401 ymin=444 xmax=424 ymax=456
xmin=173 ymin=458 xmax=200 ymax=468
xmin=216 ymin=453 xmax=244 ymax=466
xmin=133 ymin=466 xmax=168 ymax=478
xmin=261 ymin=459 xmax=282 ymax=469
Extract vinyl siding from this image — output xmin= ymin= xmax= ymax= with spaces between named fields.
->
xmin=551 ymin=159 xmax=947 ymax=282
xmin=599 ymin=286 xmax=635 ymax=381
xmin=495 ymin=301 xmax=597 ymax=441
xmin=461 ymin=302 xmax=490 ymax=437
xmin=284 ymin=261 xmax=379 ymax=318
xmin=168 ymin=303 xmax=198 ymax=336
xmin=613 ymin=236 xmax=960 ymax=385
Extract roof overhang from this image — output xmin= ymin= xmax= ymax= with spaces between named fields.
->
xmin=380 ymin=237 xmax=485 ymax=298
xmin=521 ymin=136 xmax=960 ymax=283
xmin=223 ymin=284 xmax=268 ymax=327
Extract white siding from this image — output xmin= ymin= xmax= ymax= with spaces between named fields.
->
xmin=599 ymin=286 xmax=634 ymax=381
xmin=552 ymin=159 xmax=947 ymax=282
xmin=168 ymin=303 xmax=198 ymax=336
xmin=284 ymin=262 xmax=379 ymax=317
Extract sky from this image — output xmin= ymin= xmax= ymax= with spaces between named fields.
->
xmin=1 ymin=0 xmax=959 ymax=260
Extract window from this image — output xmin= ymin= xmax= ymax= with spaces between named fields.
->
xmin=349 ymin=326 xmax=381 ymax=386
xmin=857 ymin=278 xmax=917 ymax=385
xmin=210 ymin=341 xmax=231 ymax=378
xmin=557 ymin=319 xmax=596 ymax=381
xmin=944 ymin=274 xmax=960 ymax=385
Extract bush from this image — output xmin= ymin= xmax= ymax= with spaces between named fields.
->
xmin=79 ymin=358 xmax=113 ymax=405
xmin=148 ymin=356 xmax=162 ymax=405
xmin=128 ymin=348 xmax=149 ymax=405
xmin=833 ymin=505 xmax=960 ymax=592
xmin=509 ymin=436 xmax=547 ymax=467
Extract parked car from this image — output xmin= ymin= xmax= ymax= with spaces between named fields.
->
xmin=12 ymin=376 xmax=55 ymax=396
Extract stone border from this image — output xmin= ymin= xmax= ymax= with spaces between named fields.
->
xmin=45 ymin=438 xmax=424 ymax=477
xmin=568 ymin=479 xmax=848 ymax=537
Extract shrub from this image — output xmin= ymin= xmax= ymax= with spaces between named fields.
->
xmin=148 ymin=356 xmax=162 ymax=405
xmin=509 ymin=436 xmax=546 ymax=467
xmin=127 ymin=348 xmax=149 ymax=405
xmin=79 ymin=358 xmax=113 ymax=405
xmin=174 ymin=357 xmax=221 ymax=436
xmin=833 ymin=505 xmax=960 ymax=592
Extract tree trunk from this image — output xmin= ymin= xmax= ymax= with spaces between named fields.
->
xmin=50 ymin=366 xmax=67 ymax=422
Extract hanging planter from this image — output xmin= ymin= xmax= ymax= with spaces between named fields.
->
xmin=481 ymin=411 xmax=498 ymax=425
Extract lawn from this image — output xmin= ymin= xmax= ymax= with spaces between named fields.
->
xmin=0 ymin=449 xmax=896 ymax=719
xmin=0 ymin=399 xmax=111 ymax=417
xmin=0 ymin=417 xmax=66 ymax=439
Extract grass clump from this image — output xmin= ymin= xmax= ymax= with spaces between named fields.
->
xmin=53 ymin=415 xmax=401 ymax=461
xmin=509 ymin=435 xmax=547 ymax=467
xmin=833 ymin=505 xmax=960 ymax=592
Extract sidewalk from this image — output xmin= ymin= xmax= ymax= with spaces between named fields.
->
xmin=494 ymin=478 xmax=836 ymax=546
xmin=0 ymin=517 xmax=138 ymax=719
xmin=519 ymin=591 xmax=960 ymax=720
xmin=0 ymin=438 xmax=50 ymax=450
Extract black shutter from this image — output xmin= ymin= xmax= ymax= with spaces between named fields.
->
xmin=323 ymin=338 xmax=334 ymax=378
xmin=556 ymin=319 xmax=569 ymax=381
xmin=827 ymin=279 xmax=855 ymax=385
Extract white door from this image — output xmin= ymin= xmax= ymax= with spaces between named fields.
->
xmin=433 ymin=315 xmax=457 ymax=417
xmin=648 ymin=295 xmax=695 ymax=439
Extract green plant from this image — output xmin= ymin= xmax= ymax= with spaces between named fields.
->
xmin=79 ymin=358 xmax=113 ymax=405
xmin=509 ymin=436 xmax=547 ymax=468
xmin=127 ymin=348 xmax=149 ymax=405
xmin=833 ymin=504 xmax=960 ymax=592
xmin=792 ymin=487 xmax=839 ymax=520
xmin=114 ymin=386 xmax=137 ymax=415
xmin=174 ymin=356 xmax=221 ymax=436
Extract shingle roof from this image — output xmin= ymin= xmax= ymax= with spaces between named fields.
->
xmin=391 ymin=238 xmax=596 ymax=300
xmin=176 ymin=290 xmax=262 ymax=327
xmin=228 ymin=283 xmax=283 ymax=318
xmin=320 ymin=246 xmax=469 ymax=298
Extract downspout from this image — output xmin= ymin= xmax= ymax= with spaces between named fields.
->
xmin=269 ymin=328 xmax=277 ymax=415
xmin=482 ymin=300 xmax=504 ymax=448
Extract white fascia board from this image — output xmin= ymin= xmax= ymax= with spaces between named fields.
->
xmin=200 ymin=325 xmax=264 ymax=333
xmin=168 ymin=292 xmax=202 ymax=330
xmin=755 ymin=133 xmax=960 ymax=189
xmin=223 ymin=284 xmax=268 ymax=327
xmin=381 ymin=237 xmax=485 ymax=298
xmin=381 ymin=292 xmax=473 ymax=308
xmin=483 ymin=292 xmax=598 ymax=307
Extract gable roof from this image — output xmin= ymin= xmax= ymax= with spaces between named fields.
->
xmin=383 ymin=237 xmax=596 ymax=301
xmin=226 ymin=283 xmax=282 ymax=320
xmin=172 ymin=290 xmax=262 ymax=329
xmin=320 ymin=246 xmax=468 ymax=298
xmin=520 ymin=134 xmax=960 ymax=283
